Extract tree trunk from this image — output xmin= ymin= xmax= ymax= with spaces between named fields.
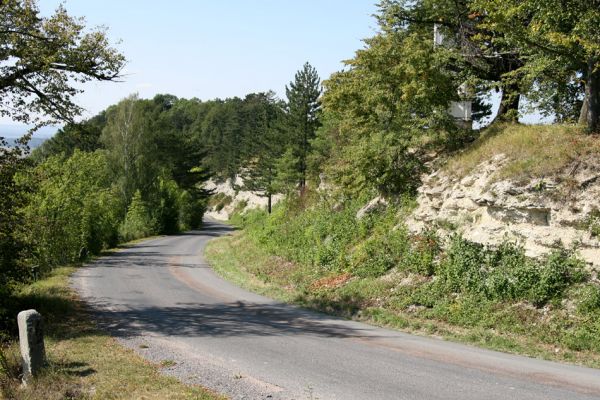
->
xmin=494 ymin=83 xmax=521 ymax=123
xmin=267 ymin=194 xmax=272 ymax=214
xmin=581 ymin=57 xmax=600 ymax=133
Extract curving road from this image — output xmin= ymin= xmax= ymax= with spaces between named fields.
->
xmin=72 ymin=219 xmax=600 ymax=400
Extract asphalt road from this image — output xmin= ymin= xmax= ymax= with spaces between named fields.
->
xmin=73 ymin=219 xmax=600 ymax=400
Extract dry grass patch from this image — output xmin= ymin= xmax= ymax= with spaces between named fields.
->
xmin=310 ymin=273 xmax=353 ymax=291
xmin=445 ymin=123 xmax=600 ymax=183
xmin=0 ymin=267 xmax=224 ymax=400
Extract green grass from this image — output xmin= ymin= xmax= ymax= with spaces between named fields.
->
xmin=206 ymin=230 xmax=600 ymax=369
xmin=444 ymin=123 xmax=600 ymax=183
xmin=206 ymin=123 xmax=600 ymax=370
xmin=0 ymin=266 xmax=225 ymax=400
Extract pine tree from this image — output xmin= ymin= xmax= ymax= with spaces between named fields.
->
xmin=285 ymin=62 xmax=322 ymax=188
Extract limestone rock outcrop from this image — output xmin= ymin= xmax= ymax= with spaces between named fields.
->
xmin=204 ymin=177 xmax=283 ymax=220
xmin=406 ymin=154 xmax=600 ymax=268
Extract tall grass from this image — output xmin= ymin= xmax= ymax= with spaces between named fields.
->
xmin=445 ymin=124 xmax=600 ymax=182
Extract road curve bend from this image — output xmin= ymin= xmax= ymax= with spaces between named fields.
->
xmin=72 ymin=219 xmax=600 ymax=400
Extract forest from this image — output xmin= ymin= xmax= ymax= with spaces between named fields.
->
xmin=1 ymin=0 xmax=600 ymax=369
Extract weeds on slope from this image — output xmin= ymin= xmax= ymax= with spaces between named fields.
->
xmin=209 ymin=194 xmax=600 ymax=367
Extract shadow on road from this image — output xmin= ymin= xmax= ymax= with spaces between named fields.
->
xmin=80 ymin=218 xmax=375 ymax=343
xmin=91 ymin=300 xmax=372 ymax=340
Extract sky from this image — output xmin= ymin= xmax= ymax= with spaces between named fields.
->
xmin=2 ymin=0 xmax=546 ymax=134
xmin=29 ymin=0 xmax=379 ymax=124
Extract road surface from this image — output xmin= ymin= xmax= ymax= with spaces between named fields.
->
xmin=73 ymin=219 xmax=600 ymax=400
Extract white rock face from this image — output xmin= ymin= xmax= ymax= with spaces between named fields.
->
xmin=406 ymin=154 xmax=600 ymax=268
xmin=356 ymin=196 xmax=388 ymax=220
xmin=204 ymin=176 xmax=283 ymax=221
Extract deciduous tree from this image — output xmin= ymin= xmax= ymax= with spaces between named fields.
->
xmin=0 ymin=0 xmax=125 ymax=127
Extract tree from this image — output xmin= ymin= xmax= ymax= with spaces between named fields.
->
xmin=0 ymin=0 xmax=124 ymax=331
xmin=201 ymin=98 xmax=244 ymax=181
xmin=378 ymin=0 xmax=522 ymax=123
xmin=31 ymin=112 xmax=107 ymax=162
xmin=472 ymin=0 xmax=600 ymax=132
xmin=0 ymin=0 xmax=125 ymax=127
xmin=322 ymin=27 xmax=458 ymax=197
xmin=239 ymin=92 xmax=286 ymax=213
xmin=101 ymin=94 xmax=158 ymax=204
xmin=119 ymin=190 xmax=156 ymax=242
xmin=23 ymin=150 xmax=122 ymax=268
xmin=0 ymin=137 xmax=30 ymax=291
xmin=285 ymin=62 xmax=322 ymax=188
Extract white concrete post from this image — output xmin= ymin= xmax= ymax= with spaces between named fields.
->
xmin=17 ymin=309 xmax=46 ymax=383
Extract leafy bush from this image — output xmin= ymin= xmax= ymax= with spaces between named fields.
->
xmin=119 ymin=191 xmax=157 ymax=242
xmin=22 ymin=150 xmax=123 ymax=269
xmin=576 ymin=284 xmax=600 ymax=315
xmin=151 ymin=177 xmax=181 ymax=234
xmin=431 ymin=236 xmax=586 ymax=306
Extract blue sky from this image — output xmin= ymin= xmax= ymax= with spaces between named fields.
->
xmin=33 ymin=0 xmax=379 ymax=122
xmin=1 ymin=0 xmax=545 ymax=133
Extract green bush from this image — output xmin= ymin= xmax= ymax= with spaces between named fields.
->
xmin=22 ymin=150 xmax=123 ymax=269
xmin=576 ymin=284 xmax=600 ymax=315
xmin=431 ymin=236 xmax=586 ymax=306
xmin=119 ymin=190 xmax=157 ymax=242
xmin=151 ymin=177 xmax=180 ymax=234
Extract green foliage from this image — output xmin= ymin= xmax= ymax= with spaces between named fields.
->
xmin=237 ymin=191 xmax=588 ymax=310
xmin=472 ymin=0 xmax=600 ymax=131
xmin=322 ymin=24 xmax=459 ymax=197
xmin=151 ymin=178 xmax=181 ymax=235
xmin=119 ymin=190 xmax=156 ymax=242
xmin=273 ymin=148 xmax=303 ymax=195
xmin=22 ymin=150 xmax=122 ymax=269
xmin=284 ymin=62 xmax=322 ymax=187
xmin=237 ymin=193 xmax=437 ymax=279
xmin=586 ymin=209 xmax=600 ymax=237
xmin=0 ymin=0 xmax=125 ymax=126
xmin=238 ymin=194 xmax=363 ymax=271
xmin=0 ymin=139 xmax=29 ymax=285
xmin=31 ymin=112 xmax=106 ymax=162
xmin=429 ymin=236 xmax=586 ymax=306
xmin=101 ymin=94 xmax=158 ymax=204
xmin=239 ymin=92 xmax=287 ymax=211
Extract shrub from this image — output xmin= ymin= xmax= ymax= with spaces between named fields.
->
xmin=119 ymin=191 xmax=156 ymax=242
xmin=22 ymin=150 xmax=123 ymax=269
xmin=576 ymin=284 xmax=600 ymax=315
xmin=432 ymin=235 xmax=586 ymax=306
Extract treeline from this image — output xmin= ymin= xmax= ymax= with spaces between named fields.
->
xmin=308 ymin=0 xmax=600 ymax=199
xmin=0 ymin=61 xmax=322 ymax=332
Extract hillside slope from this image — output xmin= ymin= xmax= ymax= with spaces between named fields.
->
xmin=205 ymin=124 xmax=600 ymax=367
xmin=204 ymin=177 xmax=283 ymax=220
xmin=408 ymin=125 xmax=600 ymax=268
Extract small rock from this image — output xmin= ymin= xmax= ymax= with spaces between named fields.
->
xmin=356 ymin=196 xmax=388 ymax=220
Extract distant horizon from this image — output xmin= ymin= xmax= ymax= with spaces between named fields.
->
xmin=0 ymin=0 xmax=379 ymax=125
xmin=0 ymin=124 xmax=59 ymax=138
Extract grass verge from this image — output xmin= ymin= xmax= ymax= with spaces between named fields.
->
xmin=205 ymin=231 xmax=600 ymax=369
xmin=0 ymin=265 xmax=224 ymax=400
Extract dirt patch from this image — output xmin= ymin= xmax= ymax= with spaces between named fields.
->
xmin=310 ymin=273 xmax=353 ymax=290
